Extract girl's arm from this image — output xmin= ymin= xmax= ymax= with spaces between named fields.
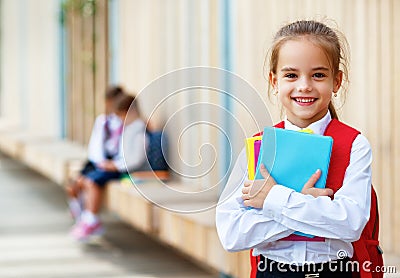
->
xmin=97 ymin=160 xmax=118 ymax=171
xmin=260 ymin=134 xmax=372 ymax=241
xmin=87 ymin=115 xmax=106 ymax=164
xmin=216 ymin=149 xmax=294 ymax=252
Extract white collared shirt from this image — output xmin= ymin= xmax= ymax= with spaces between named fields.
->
xmin=216 ymin=112 xmax=372 ymax=264
xmin=87 ymin=113 xmax=122 ymax=164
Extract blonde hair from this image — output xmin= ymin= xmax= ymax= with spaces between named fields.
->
xmin=267 ymin=20 xmax=350 ymax=119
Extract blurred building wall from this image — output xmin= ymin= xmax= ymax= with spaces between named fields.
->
xmin=0 ymin=0 xmax=399 ymax=259
xmin=0 ymin=0 xmax=61 ymax=137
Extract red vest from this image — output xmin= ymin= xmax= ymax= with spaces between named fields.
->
xmin=250 ymin=119 xmax=383 ymax=278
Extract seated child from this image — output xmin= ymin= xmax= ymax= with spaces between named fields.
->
xmin=70 ymin=93 xmax=148 ymax=241
xmin=66 ymin=86 xmax=124 ymax=221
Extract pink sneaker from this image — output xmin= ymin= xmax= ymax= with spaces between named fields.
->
xmin=70 ymin=221 xmax=104 ymax=241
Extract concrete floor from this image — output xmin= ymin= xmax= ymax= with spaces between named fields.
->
xmin=0 ymin=152 xmax=219 ymax=278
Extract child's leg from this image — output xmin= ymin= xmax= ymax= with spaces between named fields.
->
xmin=81 ymin=170 xmax=120 ymax=216
xmin=66 ymin=176 xmax=85 ymax=220
xmin=70 ymin=171 xmax=121 ymax=240
xmin=70 ymin=177 xmax=104 ymax=240
xmin=66 ymin=177 xmax=80 ymax=198
xmin=84 ymin=178 xmax=103 ymax=215
xmin=67 ymin=160 xmax=95 ymax=198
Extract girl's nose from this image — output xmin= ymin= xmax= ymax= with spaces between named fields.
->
xmin=297 ymin=77 xmax=312 ymax=93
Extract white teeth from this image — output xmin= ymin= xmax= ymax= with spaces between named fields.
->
xmin=295 ymin=98 xmax=315 ymax=103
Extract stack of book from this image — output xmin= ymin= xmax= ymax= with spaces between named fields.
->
xmin=245 ymin=127 xmax=333 ymax=240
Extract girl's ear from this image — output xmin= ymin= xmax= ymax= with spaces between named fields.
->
xmin=269 ymin=71 xmax=278 ymax=90
xmin=333 ymin=70 xmax=343 ymax=93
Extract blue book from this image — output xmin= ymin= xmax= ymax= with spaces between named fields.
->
xmin=255 ymin=127 xmax=333 ymax=191
xmin=254 ymin=127 xmax=333 ymax=238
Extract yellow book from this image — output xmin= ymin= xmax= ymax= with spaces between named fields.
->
xmin=245 ymin=136 xmax=262 ymax=180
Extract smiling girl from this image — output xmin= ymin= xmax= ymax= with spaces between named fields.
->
xmin=216 ymin=20 xmax=375 ymax=278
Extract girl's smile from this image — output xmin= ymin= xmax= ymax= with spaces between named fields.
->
xmin=292 ymin=97 xmax=318 ymax=106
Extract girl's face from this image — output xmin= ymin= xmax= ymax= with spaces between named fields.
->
xmin=105 ymin=99 xmax=114 ymax=115
xmin=269 ymin=39 xmax=342 ymax=128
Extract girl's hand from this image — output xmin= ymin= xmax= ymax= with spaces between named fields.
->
xmin=241 ymin=164 xmax=276 ymax=208
xmin=301 ymin=169 xmax=334 ymax=197
xmin=97 ymin=160 xmax=118 ymax=171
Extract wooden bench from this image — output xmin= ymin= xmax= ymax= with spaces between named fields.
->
xmin=0 ymin=131 xmax=54 ymax=160
xmin=105 ymin=181 xmax=155 ymax=233
xmin=21 ymin=140 xmax=87 ymax=185
xmin=0 ymin=129 xmax=87 ymax=185
xmin=105 ymin=181 xmax=217 ymax=233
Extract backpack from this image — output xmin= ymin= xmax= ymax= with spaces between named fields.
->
xmin=250 ymin=119 xmax=383 ymax=278
xmin=145 ymin=130 xmax=169 ymax=171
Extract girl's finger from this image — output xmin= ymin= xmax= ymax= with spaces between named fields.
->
xmin=243 ymin=199 xmax=252 ymax=207
xmin=322 ymin=188 xmax=334 ymax=196
xmin=242 ymin=187 xmax=250 ymax=194
xmin=243 ymin=180 xmax=252 ymax=187
xmin=241 ymin=194 xmax=250 ymax=200
xmin=303 ymin=169 xmax=321 ymax=190
xmin=259 ymin=164 xmax=271 ymax=179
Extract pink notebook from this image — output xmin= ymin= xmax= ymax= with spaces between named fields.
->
xmin=254 ymin=140 xmax=261 ymax=169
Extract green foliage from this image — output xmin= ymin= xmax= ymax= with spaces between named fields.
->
xmin=61 ymin=0 xmax=96 ymax=17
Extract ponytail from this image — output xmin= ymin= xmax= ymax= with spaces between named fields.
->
xmin=328 ymin=101 xmax=338 ymax=120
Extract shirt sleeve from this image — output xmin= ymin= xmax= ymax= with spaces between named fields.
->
xmin=216 ymin=148 xmax=294 ymax=252
xmin=87 ymin=115 xmax=106 ymax=164
xmin=262 ymin=134 xmax=372 ymax=242
xmin=113 ymin=121 xmax=148 ymax=172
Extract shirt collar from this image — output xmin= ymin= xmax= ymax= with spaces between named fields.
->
xmin=284 ymin=111 xmax=332 ymax=135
